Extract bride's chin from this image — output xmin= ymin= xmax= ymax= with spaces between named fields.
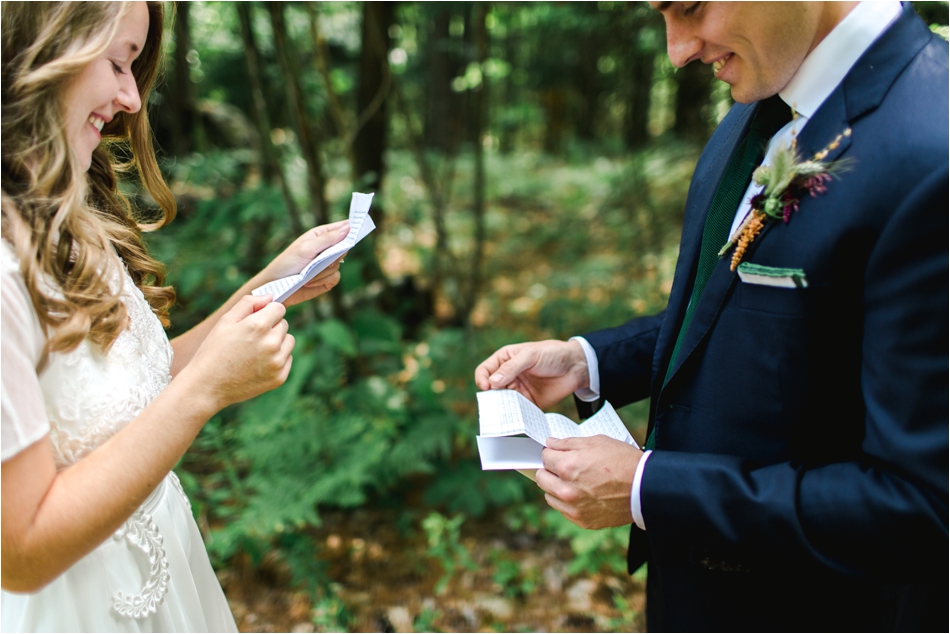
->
xmin=73 ymin=145 xmax=94 ymax=172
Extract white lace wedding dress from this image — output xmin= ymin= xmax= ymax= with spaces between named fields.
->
xmin=0 ymin=242 xmax=237 ymax=632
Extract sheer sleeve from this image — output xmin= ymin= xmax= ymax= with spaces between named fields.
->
xmin=1 ymin=241 xmax=49 ymax=461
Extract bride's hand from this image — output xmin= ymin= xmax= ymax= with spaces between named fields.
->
xmin=256 ymin=220 xmax=350 ymax=306
xmin=184 ymin=294 xmax=296 ymax=410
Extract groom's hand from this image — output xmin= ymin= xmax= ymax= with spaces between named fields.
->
xmin=474 ymin=340 xmax=590 ymax=410
xmin=537 ymin=436 xmax=642 ymax=530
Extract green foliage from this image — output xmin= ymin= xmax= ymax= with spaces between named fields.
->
xmin=606 ymin=593 xmax=640 ymax=631
xmin=310 ymin=584 xmax=351 ymax=632
xmin=424 ymin=463 xmax=532 ymax=517
xmin=489 ymin=548 xmax=539 ymax=599
xmin=541 ymin=509 xmax=630 ymax=576
xmin=422 ymin=512 xmax=477 ymax=594
xmin=413 ymin=606 xmax=442 ymax=633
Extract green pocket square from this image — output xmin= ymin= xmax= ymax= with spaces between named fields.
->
xmin=736 ymin=262 xmax=809 ymax=288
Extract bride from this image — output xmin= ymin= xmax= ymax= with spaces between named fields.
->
xmin=1 ymin=2 xmax=349 ymax=631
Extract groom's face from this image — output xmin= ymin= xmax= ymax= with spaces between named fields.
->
xmin=653 ymin=2 xmax=824 ymax=103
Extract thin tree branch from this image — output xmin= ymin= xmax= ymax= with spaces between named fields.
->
xmin=268 ymin=1 xmax=329 ymax=226
xmin=307 ymin=3 xmax=350 ymax=141
xmin=236 ymin=2 xmax=305 ymax=236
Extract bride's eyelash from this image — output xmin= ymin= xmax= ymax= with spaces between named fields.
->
xmin=111 ymin=61 xmax=126 ymax=75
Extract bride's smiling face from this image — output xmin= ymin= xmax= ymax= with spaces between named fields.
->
xmin=61 ymin=2 xmax=149 ymax=171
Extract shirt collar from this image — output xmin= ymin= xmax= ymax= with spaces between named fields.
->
xmin=779 ymin=1 xmax=902 ymax=118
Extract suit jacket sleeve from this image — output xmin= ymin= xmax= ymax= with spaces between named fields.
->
xmin=579 ymin=310 xmax=666 ymax=414
xmin=640 ymin=166 xmax=949 ymax=581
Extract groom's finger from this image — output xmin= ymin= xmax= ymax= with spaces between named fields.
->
xmin=488 ymin=346 xmax=539 ymax=388
xmin=475 ymin=346 xmax=515 ymax=390
xmin=535 ymin=468 xmax=565 ymax=496
xmin=546 ymin=437 xmax=576 ymax=451
xmin=541 ymin=446 xmax=566 ymax=477
xmin=544 ymin=492 xmax=575 ymax=519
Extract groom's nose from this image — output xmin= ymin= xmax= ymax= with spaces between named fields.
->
xmin=665 ymin=17 xmax=703 ymax=68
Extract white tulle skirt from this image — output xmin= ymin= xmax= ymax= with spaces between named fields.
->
xmin=1 ymin=472 xmax=237 ymax=632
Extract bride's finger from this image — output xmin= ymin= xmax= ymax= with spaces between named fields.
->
xmin=278 ymin=332 xmax=296 ymax=360
xmin=311 ymin=220 xmax=349 ymax=236
xmin=304 ymin=270 xmax=340 ymax=289
xmin=277 ymin=354 xmax=294 ymax=383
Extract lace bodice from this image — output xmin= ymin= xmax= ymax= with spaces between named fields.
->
xmin=0 ymin=244 xmax=179 ymax=620
xmin=39 ymin=264 xmax=174 ymax=469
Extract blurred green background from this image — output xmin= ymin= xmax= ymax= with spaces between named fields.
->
xmin=131 ymin=2 xmax=948 ymax=632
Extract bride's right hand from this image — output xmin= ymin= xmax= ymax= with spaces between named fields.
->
xmin=183 ymin=294 xmax=294 ymax=411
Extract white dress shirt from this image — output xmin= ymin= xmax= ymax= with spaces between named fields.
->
xmin=574 ymin=1 xmax=901 ymax=531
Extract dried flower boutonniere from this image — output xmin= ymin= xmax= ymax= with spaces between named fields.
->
xmin=719 ymin=127 xmax=851 ymax=271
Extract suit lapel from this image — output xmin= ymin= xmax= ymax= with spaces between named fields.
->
xmin=745 ymin=89 xmax=852 ymax=259
xmin=744 ymin=3 xmax=930 ymax=265
xmin=660 ymin=92 xmax=852 ymax=389
xmin=650 ymin=104 xmax=756 ymax=388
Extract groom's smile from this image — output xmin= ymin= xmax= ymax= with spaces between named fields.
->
xmin=652 ymin=1 xmax=858 ymax=103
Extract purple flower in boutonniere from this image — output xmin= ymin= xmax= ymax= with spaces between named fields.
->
xmin=719 ymin=128 xmax=852 ymax=271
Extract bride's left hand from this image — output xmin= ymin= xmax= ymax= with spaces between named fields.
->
xmin=256 ymin=220 xmax=350 ymax=306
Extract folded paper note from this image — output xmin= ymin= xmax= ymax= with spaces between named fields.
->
xmin=475 ymin=389 xmax=638 ymax=472
xmin=252 ymin=192 xmax=375 ymax=303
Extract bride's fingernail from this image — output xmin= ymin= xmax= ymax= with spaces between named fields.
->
xmin=490 ymin=373 xmax=504 ymax=384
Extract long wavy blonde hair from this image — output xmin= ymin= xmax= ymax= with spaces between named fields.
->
xmin=2 ymin=1 xmax=176 ymax=354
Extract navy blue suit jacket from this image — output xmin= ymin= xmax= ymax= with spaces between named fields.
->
xmin=581 ymin=6 xmax=948 ymax=631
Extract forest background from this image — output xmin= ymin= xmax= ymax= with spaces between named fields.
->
xmin=137 ymin=3 xmax=948 ymax=632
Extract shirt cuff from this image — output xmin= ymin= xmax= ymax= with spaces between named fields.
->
xmin=570 ymin=336 xmax=600 ymax=402
xmin=630 ymin=449 xmax=652 ymax=531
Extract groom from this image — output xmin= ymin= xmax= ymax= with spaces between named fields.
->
xmin=475 ymin=2 xmax=947 ymax=631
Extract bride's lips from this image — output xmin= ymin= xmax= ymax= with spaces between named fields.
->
xmin=88 ymin=113 xmax=107 ymax=137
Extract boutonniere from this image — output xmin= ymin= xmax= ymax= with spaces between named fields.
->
xmin=719 ymin=127 xmax=852 ymax=271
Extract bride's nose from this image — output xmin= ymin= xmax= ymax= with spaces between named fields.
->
xmin=115 ymin=72 xmax=141 ymax=114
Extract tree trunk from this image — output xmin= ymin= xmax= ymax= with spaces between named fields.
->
xmin=498 ymin=5 xmax=517 ymax=155
xmin=170 ymin=1 xmax=202 ymax=156
xmin=353 ymin=2 xmax=394 ymax=202
xmin=542 ymin=86 xmax=567 ymax=155
xmin=424 ymin=11 xmax=458 ymax=153
xmin=624 ymin=50 xmax=653 ymax=149
xmin=308 ymin=3 xmax=349 ymax=143
xmin=391 ymin=77 xmax=457 ymax=314
xmin=460 ymin=3 xmax=489 ymax=326
xmin=236 ymin=3 xmax=304 ymax=236
xmin=268 ymin=1 xmax=329 ymax=227
xmin=674 ymin=59 xmax=713 ymax=144
xmin=575 ymin=7 xmax=601 ymax=141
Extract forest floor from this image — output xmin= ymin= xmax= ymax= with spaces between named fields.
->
xmin=217 ymin=506 xmax=645 ymax=633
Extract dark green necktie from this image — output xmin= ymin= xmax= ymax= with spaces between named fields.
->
xmin=644 ymin=96 xmax=792 ymax=450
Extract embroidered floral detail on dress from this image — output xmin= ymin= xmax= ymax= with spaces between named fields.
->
xmin=111 ymin=509 xmax=170 ymax=619
xmin=169 ymin=471 xmax=193 ymax=513
xmin=36 ymin=259 xmax=177 ymax=620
